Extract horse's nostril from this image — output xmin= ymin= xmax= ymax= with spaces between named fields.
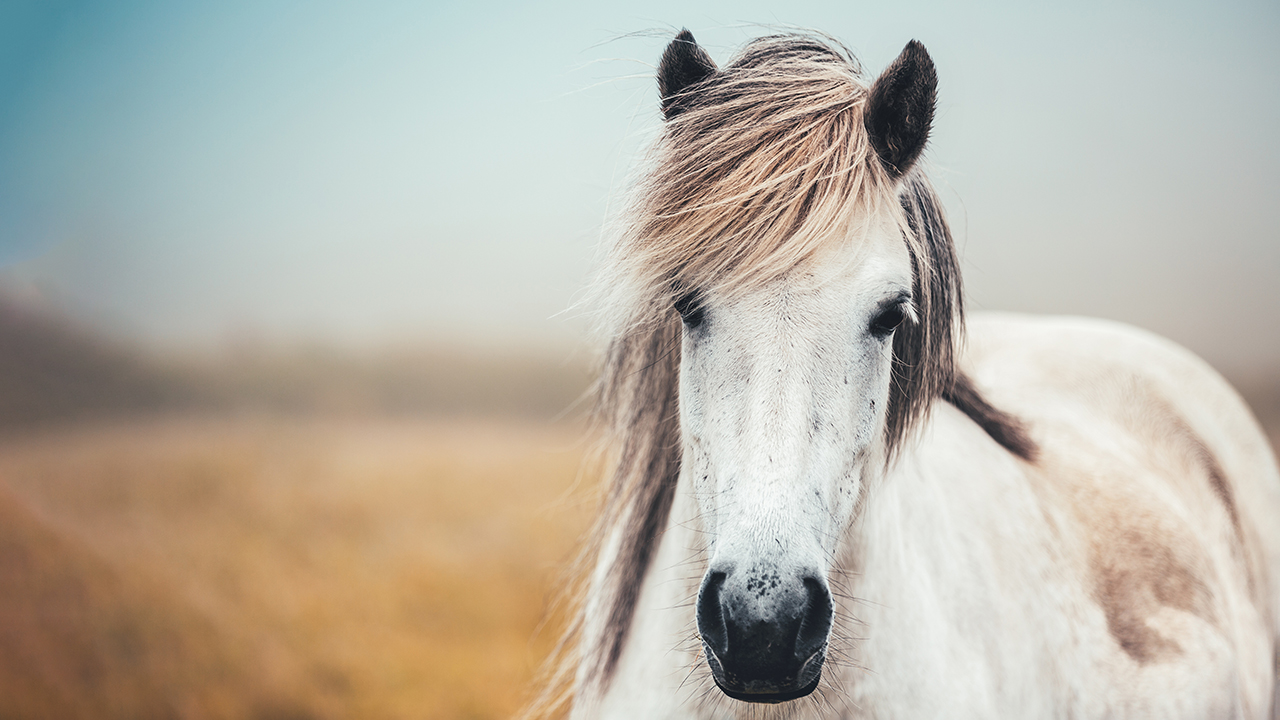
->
xmin=697 ymin=570 xmax=729 ymax=656
xmin=697 ymin=567 xmax=831 ymax=702
xmin=797 ymin=577 xmax=833 ymax=658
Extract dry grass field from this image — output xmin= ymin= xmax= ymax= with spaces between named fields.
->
xmin=0 ymin=416 xmax=597 ymax=720
xmin=1 ymin=416 xmax=1277 ymax=720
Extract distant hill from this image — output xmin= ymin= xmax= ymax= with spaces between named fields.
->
xmin=0 ymin=300 xmax=193 ymax=427
xmin=0 ymin=297 xmax=592 ymax=429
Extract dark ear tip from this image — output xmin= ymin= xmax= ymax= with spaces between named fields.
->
xmin=658 ymin=28 xmax=717 ymax=119
xmin=904 ymin=39 xmax=935 ymax=72
xmin=666 ymin=29 xmax=699 ymax=59
xmin=664 ymin=29 xmax=703 ymax=67
xmin=893 ymin=40 xmax=935 ymax=76
xmin=866 ymin=39 xmax=938 ymax=179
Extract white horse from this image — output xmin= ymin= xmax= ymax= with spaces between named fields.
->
xmin=533 ymin=30 xmax=1280 ymax=719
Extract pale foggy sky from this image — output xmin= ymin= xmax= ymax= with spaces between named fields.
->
xmin=1 ymin=0 xmax=1277 ymax=377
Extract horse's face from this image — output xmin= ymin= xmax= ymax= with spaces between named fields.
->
xmin=648 ymin=31 xmax=938 ymax=704
xmin=678 ymin=216 xmax=912 ymax=702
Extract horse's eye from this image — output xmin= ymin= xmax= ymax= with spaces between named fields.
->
xmin=870 ymin=305 xmax=906 ymax=338
xmin=674 ymin=291 xmax=705 ymax=328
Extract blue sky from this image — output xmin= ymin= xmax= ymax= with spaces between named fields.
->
xmin=1 ymin=0 xmax=1277 ymax=376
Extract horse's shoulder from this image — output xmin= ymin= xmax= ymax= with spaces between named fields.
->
xmin=962 ymin=313 xmax=1260 ymax=448
xmin=957 ymin=312 xmax=1280 ymax=673
xmin=965 ymin=312 xmax=1212 ymax=384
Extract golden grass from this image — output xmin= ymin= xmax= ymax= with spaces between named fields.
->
xmin=1 ymin=411 xmax=1274 ymax=720
xmin=0 ymin=416 xmax=597 ymax=719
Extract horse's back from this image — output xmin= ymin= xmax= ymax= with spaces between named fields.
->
xmin=965 ymin=312 xmax=1280 ymax=716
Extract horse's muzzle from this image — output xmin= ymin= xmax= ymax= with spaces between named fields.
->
xmin=696 ymin=567 xmax=833 ymax=703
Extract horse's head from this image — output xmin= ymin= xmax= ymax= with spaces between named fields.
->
xmin=649 ymin=32 xmax=950 ymax=703
xmin=679 ymin=238 xmax=912 ymax=703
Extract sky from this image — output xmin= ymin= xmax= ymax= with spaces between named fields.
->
xmin=1 ymin=0 xmax=1278 ymax=377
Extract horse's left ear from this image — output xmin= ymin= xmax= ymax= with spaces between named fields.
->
xmin=865 ymin=40 xmax=937 ymax=179
xmin=658 ymin=29 xmax=718 ymax=119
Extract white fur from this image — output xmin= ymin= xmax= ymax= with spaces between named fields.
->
xmin=575 ymin=228 xmax=1280 ymax=719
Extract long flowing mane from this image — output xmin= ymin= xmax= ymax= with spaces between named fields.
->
xmin=527 ymin=33 xmax=1034 ymax=717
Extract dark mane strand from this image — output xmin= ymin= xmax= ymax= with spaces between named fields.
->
xmin=591 ymin=318 xmax=682 ymax=684
xmin=944 ymin=372 xmax=1038 ymax=461
xmin=888 ymin=170 xmax=961 ymax=452
xmin=895 ymin=170 xmax=1037 ymax=460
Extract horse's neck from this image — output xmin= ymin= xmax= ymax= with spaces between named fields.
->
xmin=846 ymin=399 xmax=1043 ymax=573
xmin=831 ymin=402 xmax=1071 ymax=714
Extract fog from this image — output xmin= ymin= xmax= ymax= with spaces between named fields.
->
xmin=2 ymin=0 xmax=1277 ymax=378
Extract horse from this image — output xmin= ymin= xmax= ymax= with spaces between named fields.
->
xmin=533 ymin=30 xmax=1280 ymax=719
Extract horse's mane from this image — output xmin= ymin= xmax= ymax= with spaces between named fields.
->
xmin=523 ymin=32 xmax=1034 ymax=717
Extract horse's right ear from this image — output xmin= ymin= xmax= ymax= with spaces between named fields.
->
xmin=865 ymin=40 xmax=937 ymax=179
xmin=658 ymin=29 xmax=717 ymax=119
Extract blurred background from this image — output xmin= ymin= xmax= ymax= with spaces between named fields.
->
xmin=0 ymin=0 xmax=1276 ymax=718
